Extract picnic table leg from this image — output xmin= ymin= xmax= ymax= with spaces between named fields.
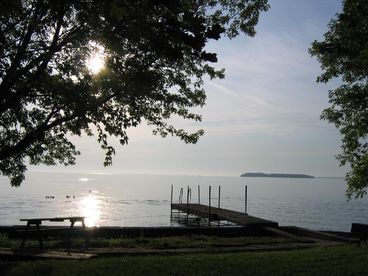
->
xmin=67 ymin=221 xmax=75 ymax=255
xmin=82 ymin=218 xmax=89 ymax=249
xmin=36 ymin=222 xmax=44 ymax=250
xmin=20 ymin=222 xmax=30 ymax=249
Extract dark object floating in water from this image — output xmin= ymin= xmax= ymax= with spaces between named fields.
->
xmin=240 ymin=173 xmax=315 ymax=178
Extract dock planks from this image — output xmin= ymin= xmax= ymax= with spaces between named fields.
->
xmin=171 ymin=203 xmax=278 ymax=228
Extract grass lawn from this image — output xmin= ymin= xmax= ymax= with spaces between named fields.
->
xmin=0 ymin=233 xmax=298 ymax=250
xmin=1 ymin=245 xmax=368 ymax=275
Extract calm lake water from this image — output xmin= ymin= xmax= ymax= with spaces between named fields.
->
xmin=0 ymin=172 xmax=367 ymax=231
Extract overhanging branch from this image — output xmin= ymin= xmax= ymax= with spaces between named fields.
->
xmin=0 ymin=113 xmax=77 ymax=161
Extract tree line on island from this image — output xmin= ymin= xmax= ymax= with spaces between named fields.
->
xmin=240 ymin=173 xmax=315 ymax=179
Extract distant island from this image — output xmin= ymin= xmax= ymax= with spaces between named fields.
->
xmin=240 ymin=173 xmax=315 ymax=178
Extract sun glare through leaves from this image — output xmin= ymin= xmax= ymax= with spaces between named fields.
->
xmin=87 ymin=54 xmax=105 ymax=74
xmin=86 ymin=42 xmax=106 ymax=74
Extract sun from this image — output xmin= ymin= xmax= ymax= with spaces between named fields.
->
xmin=87 ymin=54 xmax=105 ymax=74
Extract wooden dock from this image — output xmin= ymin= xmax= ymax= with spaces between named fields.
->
xmin=171 ymin=203 xmax=278 ymax=228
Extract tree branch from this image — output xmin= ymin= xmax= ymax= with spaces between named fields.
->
xmin=0 ymin=112 xmax=77 ymax=161
xmin=0 ymin=2 xmax=43 ymax=101
xmin=0 ymin=24 xmax=81 ymax=116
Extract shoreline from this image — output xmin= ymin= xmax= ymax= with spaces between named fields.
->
xmin=0 ymin=225 xmax=356 ymax=238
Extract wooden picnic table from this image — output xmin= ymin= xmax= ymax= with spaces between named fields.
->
xmin=19 ymin=216 xmax=87 ymax=253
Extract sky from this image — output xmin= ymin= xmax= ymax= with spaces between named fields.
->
xmin=31 ymin=0 xmax=347 ymax=177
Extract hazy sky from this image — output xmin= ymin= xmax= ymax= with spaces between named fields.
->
xmin=32 ymin=0 xmax=347 ymax=177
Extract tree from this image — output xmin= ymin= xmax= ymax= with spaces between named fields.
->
xmin=0 ymin=0 xmax=269 ymax=186
xmin=310 ymin=0 xmax=368 ymax=198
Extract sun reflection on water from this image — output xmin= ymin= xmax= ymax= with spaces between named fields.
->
xmin=79 ymin=194 xmax=101 ymax=227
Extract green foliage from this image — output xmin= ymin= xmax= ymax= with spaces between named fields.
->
xmin=0 ymin=0 xmax=269 ymax=186
xmin=310 ymin=0 xmax=368 ymax=198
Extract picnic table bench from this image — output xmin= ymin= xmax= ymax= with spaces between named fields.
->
xmin=19 ymin=216 xmax=88 ymax=254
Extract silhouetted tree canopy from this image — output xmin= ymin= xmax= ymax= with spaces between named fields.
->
xmin=310 ymin=0 xmax=368 ymax=198
xmin=0 ymin=0 xmax=269 ymax=186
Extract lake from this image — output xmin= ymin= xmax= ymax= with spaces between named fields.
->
xmin=0 ymin=172 xmax=367 ymax=232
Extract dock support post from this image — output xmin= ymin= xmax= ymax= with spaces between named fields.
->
xmin=245 ymin=185 xmax=248 ymax=214
xmin=179 ymin=188 xmax=183 ymax=204
xmin=170 ymin=185 xmax=173 ymax=219
xmin=198 ymin=185 xmax=200 ymax=205
xmin=218 ymin=185 xmax=221 ymax=209
xmin=208 ymin=186 xmax=211 ymax=227
xmin=189 ymin=187 xmax=191 ymax=203
xmin=218 ymin=185 xmax=221 ymax=227
xmin=186 ymin=186 xmax=189 ymax=224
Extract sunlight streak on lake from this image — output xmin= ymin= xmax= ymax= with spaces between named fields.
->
xmin=79 ymin=194 xmax=101 ymax=227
